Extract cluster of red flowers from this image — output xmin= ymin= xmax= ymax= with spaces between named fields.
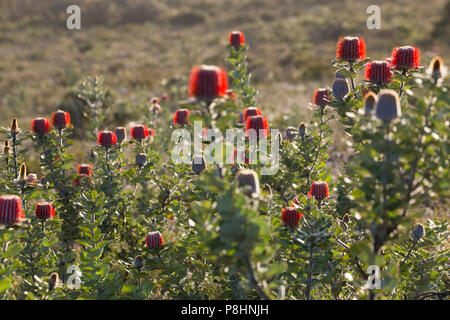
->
xmin=31 ymin=110 xmax=71 ymax=136
xmin=0 ymin=195 xmax=56 ymax=224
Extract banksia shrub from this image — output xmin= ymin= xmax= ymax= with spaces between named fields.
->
xmin=313 ymin=88 xmax=330 ymax=107
xmin=0 ymin=195 xmax=24 ymax=224
xmin=308 ymin=181 xmax=329 ymax=201
xmin=281 ymin=207 xmax=303 ymax=228
xmin=188 ymin=65 xmax=228 ymax=101
xmin=35 ymin=202 xmax=55 ymax=220
xmin=173 ymin=109 xmax=190 ymax=125
xmin=114 ymin=127 xmax=127 ymax=143
xmin=236 ymin=169 xmax=260 ymax=196
xmin=391 ymin=46 xmax=420 ymax=70
xmin=375 ymin=89 xmax=401 ymax=123
xmin=51 ymin=110 xmax=71 ymax=130
xmin=192 ymin=155 xmax=206 ymax=173
xmin=363 ymin=92 xmax=378 ymax=115
xmin=243 ymin=107 xmax=261 ymax=122
xmin=427 ymin=56 xmax=447 ymax=81
xmin=31 ymin=118 xmax=50 ymax=136
xmin=97 ymin=130 xmax=117 ymax=147
xmin=130 ymin=125 xmax=150 ymax=140
xmin=332 ymin=78 xmax=350 ymax=99
xmin=229 ymin=31 xmax=245 ymax=48
xmin=77 ymin=164 xmax=93 ymax=177
xmin=245 ymin=115 xmax=269 ymax=138
xmin=146 ymin=231 xmax=165 ymax=248
xmin=336 ymin=36 xmax=366 ymax=61
xmin=365 ymin=60 xmax=392 ymax=84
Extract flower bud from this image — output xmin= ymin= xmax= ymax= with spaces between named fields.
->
xmin=97 ymin=130 xmax=117 ymax=147
xmin=31 ymin=118 xmax=51 ymax=136
xmin=135 ymin=153 xmax=147 ymax=166
xmin=236 ymin=169 xmax=260 ymax=196
xmin=391 ymin=46 xmax=420 ymax=70
xmin=308 ymin=181 xmax=329 ymax=201
xmin=0 ymin=195 xmax=25 ymax=224
xmin=192 ymin=155 xmax=206 ymax=174
xmin=365 ymin=61 xmax=392 ymax=84
xmin=363 ymin=92 xmax=378 ymax=115
xmin=133 ymin=255 xmax=144 ymax=270
xmin=375 ymin=89 xmax=401 ymax=123
xmin=114 ymin=127 xmax=127 ymax=143
xmin=412 ymin=223 xmax=425 ymax=242
xmin=332 ymin=78 xmax=349 ymax=99
xmin=298 ymin=122 xmax=306 ymax=137
xmin=343 ymin=213 xmax=350 ymax=223
xmin=189 ymin=65 xmax=228 ymax=100
xmin=173 ymin=109 xmax=190 ymax=125
xmin=284 ymin=126 xmax=297 ymax=141
xmin=10 ymin=118 xmax=19 ymax=133
xmin=146 ymin=231 xmax=165 ymax=248
xmin=48 ymin=272 xmax=59 ymax=291
xmin=77 ymin=164 xmax=93 ymax=177
xmin=334 ymin=70 xmax=346 ymax=79
xmin=18 ymin=163 xmax=27 ymax=181
xmin=130 ymin=125 xmax=150 ymax=140
xmin=281 ymin=207 xmax=303 ymax=228
xmin=336 ymin=36 xmax=366 ymax=62
xmin=3 ymin=141 xmax=10 ymax=154
xmin=427 ymin=56 xmax=447 ymax=81
xmin=51 ymin=110 xmax=71 ymax=130
xmin=26 ymin=173 xmax=38 ymax=185
xmin=229 ymin=31 xmax=245 ymax=48
xmin=262 ymin=184 xmax=272 ymax=199
xmin=313 ymin=88 xmax=329 ymax=107
xmin=35 ymin=202 xmax=55 ymax=220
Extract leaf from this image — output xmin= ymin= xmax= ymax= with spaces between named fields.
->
xmin=0 ymin=278 xmax=12 ymax=294
xmin=3 ymin=243 xmax=24 ymax=259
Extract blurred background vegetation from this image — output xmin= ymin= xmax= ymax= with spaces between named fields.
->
xmin=0 ymin=0 xmax=448 ymax=167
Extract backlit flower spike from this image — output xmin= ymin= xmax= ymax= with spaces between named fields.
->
xmin=188 ymin=65 xmax=228 ymax=101
xmin=52 ymin=110 xmax=71 ymax=130
xmin=229 ymin=31 xmax=245 ymax=48
xmin=391 ymin=46 xmax=420 ymax=70
xmin=35 ymin=202 xmax=55 ymax=220
xmin=97 ymin=130 xmax=117 ymax=147
xmin=375 ymin=89 xmax=401 ymax=123
xmin=313 ymin=88 xmax=330 ymax=107
xmin=243 ymin=107 xmax=262 ymax=122
xmin=130 ymin=125 xmax=150 ymax=140
xmin=308 ymin=181 xmax=329 ymax=201
xmin=31 ymin=118 xmax=51 ymax=136
xmin=281 ymin=207 xmax=303 ymax=228
xmin=336 ymin=36 xmax=366 ymax=62
xmin=146 ymin=231 xmax=165 ymax=249
xmin=365 ymin=60 xmax=392 ymax=84
xmin=173 ymin=109 xmax=190 ymax=125
xmin=245 ymin=115 xmax=269 ymax=138
xmin=0 ymin=195 xmax=25 ymax=224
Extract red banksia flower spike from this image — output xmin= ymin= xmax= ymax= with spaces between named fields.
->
xmin=245 ymin=115 xmax=269 ymax=138
xmin=31 ymin=118 xmax=51 ymax=136
xmin=35 ymin=202 xmax=55 ymax=220
xmin=313 ymin=88 xmax=330 ymax=107
xmin=51 ymin=110 xmax=71 ymax=130
xmin=375 ymin=89 xmax=401 ymax=123
xmin=229 ymin=31 xmax=245 ymax=48
xmin=243 ymin=107 xmax=262 ymax=122
xmin=0 ymin=195 xmax=25 ymax=224
xmin=391 ymin=46 xmax=420 ymax=70
xmin=363 ymin=92 xmax=378 ymax=115
xmin=308 ymin=181 xmax=329 ymax=202
xmin=173 ymin=109 xmax=190 ymax=125
xmin=130 ymin=125 xmax=150 ymax=140
xmin=336 ymin=36 xmax=366 ymax=62
xmin=281 ymin=207 xmax=303 ymax=228
xmin=114 ymin=127 xmax=127 ymax=143
xmin=188 ymin=65 xmax=228 ymax=101
xmin=77 ymin=164 xmax=93 ymax=177
xmin=97 ymin=130 xmax=117 ymax=147
xmin=146 ymin=231 xmax=165 ymax=248
xmin=365 ymin=61 xmax=392 ymax=84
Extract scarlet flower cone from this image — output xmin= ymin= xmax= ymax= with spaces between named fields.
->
xmin=243 ymin=107 xmax=261 ymax=122
xmin=336 ymin=36 xmax=366 ymax=61
xmin=281 ymin=207 xmax=303 ymax=228
xmin=173 ymin=109 xmax=190 ymax=125
xmin=308 ymin=181 xmax=329 ymax=201
xmin=365 ymin=61 xmax=392 ymax=83
xmin=31 ymin=118 xmax=50 ymax=136
xmin=52 ymin=110 xmax=71 ymax=130
xmin=130 ymin=125 xmax=150 ymax=140
xmin=146 ymin=231 xmax=165 ymax=248
xmin=188 ymin=65 xmax=228 ymax=100
xmin=35 ymin=202 xmax=55 ymax=220
xmin=391 ymin=46 xmax=420 ymax=70
xmin=229 ymin=31 xmax=245 ymax=48
xmin=97 ymin=131 xmax=117 ymax=147
xmin=313 ymin=88 xmax=330 ymax=107
xmin=77 ymin=164 xmax=93 ymax=177
xmin=245 ymin=115 xmax=269 ymax=138
xmin=0 ymin=195 xmax=25 ymax=224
